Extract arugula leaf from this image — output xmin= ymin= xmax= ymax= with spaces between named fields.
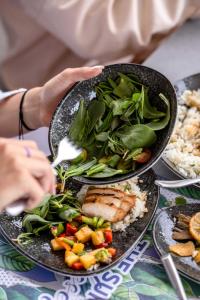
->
xmin=22 ymin=215 xmax=49 ymax=233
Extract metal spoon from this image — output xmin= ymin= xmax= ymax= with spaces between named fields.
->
xmin=155 ymin=178 xmax=200 ymax=188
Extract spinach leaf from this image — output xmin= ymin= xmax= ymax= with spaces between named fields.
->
xmin=113 ymin=74 xmax=135 ymax=98
xmin=69 ymin=100 xmax=87 ymax=143
xmin=143 ymin=88 xmax=166 ymax=119
xmin=116 ymin=124 xmax=157 ymax=149
xmin=96 ymin=110 xmax=113 ymax=132
xmin=87 ymin=99 xmax=105 ymax=134
xmin=145 ymin=93 xmax=170 ymax=130
xmin=112 ymin=99 xmax=132 ymax=116
xmin=95 ymin=131 xmax=110 ymax=142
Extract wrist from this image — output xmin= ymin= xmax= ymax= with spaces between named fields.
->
xmin=23 ymin=87 xmax=43 ymax=129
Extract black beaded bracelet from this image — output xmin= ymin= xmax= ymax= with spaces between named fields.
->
xmin=19 ymin=90 xmax=35 ymax=139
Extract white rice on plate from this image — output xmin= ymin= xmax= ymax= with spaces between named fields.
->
xmin=164 ymin=89 xmax=200 ymax=178
xmin=77 ymin=177 xmax=148 ymax=232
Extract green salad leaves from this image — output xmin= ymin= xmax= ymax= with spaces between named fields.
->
xmin=67 ymin=72 xmax=170 ymax=178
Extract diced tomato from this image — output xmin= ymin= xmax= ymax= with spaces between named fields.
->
xmin=104 ymin=230 xmax=113 ymax=243
xmin=58 ymin=233 xmax=66 ymax=238
xmin=95 ymin=242 xmax=108 ymax=249
xmin=71 ymin=262 xmax=84 ymax=270
xmin=108 ymin=248 xmax=117 ymax=257
xmin=66 ymin=223 xmax=78 ymax=235
xmin=135 ymin=149 xmax=151 ymax=163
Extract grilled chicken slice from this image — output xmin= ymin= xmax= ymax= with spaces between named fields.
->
xmin=82 ymin=187 xmax=136 ymax=223
xmin=82 ymin=202 xmax=117 ymax=222
xmin=87 ymin=187 xmax=125 ymax=198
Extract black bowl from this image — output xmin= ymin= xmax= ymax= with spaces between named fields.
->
xmin=49 ymin=63 xmax=177 ymax=185
xmin=162 ymin=73 xmax=200 ymax=188
xmin=0 ymin=169 xmax=159 ymax=276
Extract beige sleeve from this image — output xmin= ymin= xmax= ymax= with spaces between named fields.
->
xmin=15 ymin=0 xmax=200 ymax=61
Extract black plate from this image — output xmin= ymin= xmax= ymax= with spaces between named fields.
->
xmin=49 ymin=63 xmax=177 ymax=185
xmin=0 ymin=169 xmax=159 ymax=276
xmin=153 ymin=204 xmax=200 ymax=284
xmin=162 ymin=73 xmax=200 ymax=188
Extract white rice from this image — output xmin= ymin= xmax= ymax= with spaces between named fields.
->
xmin=164 ymin=89 xmax=200 ymax=178
xmin=77 ymin=177 xmax=147 ymax=232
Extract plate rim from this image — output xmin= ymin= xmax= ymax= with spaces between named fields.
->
xmin=0 ymin=170 xmax=160 ymax=277
xmin=161 ymin=73 xmax=200 ymax=189
xmin=153 ymin=205 xmax=200 ymax=285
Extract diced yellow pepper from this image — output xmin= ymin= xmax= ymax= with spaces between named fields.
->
xmin=65 ymin=251 xmax=79 ymax=267
xmin=72 ymin=243 xmax=85 ymax=254
xmin=51 ymin=239 xmax=65 ymax=251
xmin=79 ymin=253 xmax=96 ymax=269
xmin=91 ymin=230 xmax=105 ymax=246
xmin=194 ymin=250 xmax=200 ymax=263
xmin=75 ymin=226 xmax=93 ymax=243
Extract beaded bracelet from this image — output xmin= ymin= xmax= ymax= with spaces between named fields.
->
xmin=19 ymin=90 xmax=35 ymax=139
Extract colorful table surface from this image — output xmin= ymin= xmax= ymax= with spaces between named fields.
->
xmin=1 ymin=19 xmax=200 ymax=300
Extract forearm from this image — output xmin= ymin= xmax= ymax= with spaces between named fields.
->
xmin=0 ymin=87 xmax=42 ymax=137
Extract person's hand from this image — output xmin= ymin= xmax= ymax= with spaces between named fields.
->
xmin=26 ymin=66 xmax=104 ymax=129
xmin=0 ymin=138 xmax=55 ymax=212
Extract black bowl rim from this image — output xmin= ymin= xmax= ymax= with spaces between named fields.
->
xmin=0 ymin=169 xmax=159 ymax=277
xmin=161 ymin=72 xmax=200 ymax=189
xmin=48 ymin=63 xmax=177 ymax=185
xmin=153 ymin=205 xmax=200 ymax=285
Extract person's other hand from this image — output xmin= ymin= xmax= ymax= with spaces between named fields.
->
xmin=0 ymin=138 xmax=55 ymax=212
xmin=27 ymin=66 xmax=104 ymax=128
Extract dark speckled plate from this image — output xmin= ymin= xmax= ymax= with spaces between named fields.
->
xmin=49 ymin=63 xmax=177 ymax=185
xmin=0 ymin=169 xmax=159 ymax=276
xmin=153 ymin=204 xmax=200 ymax=284
xmin=162 ymin=73 xmax=200 ymax=188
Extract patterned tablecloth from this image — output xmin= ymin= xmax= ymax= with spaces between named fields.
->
xmin=0 ymin=165 xmax=200 ymax=300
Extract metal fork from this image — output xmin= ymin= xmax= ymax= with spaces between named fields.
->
xmin=6 ymin=137 xmax=81 ymax=216
xmin=162 ymin=254 xmax=199 ymax=300
xmin=51 ymin=136 xmax=81 ymax=169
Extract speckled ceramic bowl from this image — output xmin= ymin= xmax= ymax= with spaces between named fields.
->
xmin=162 ymin=73 xmax=200 ymax=188
xmin=0 ymin=169 xmax=159 ymax=276
xmin=153 ymin=204 xmax=200 ymax=284
xmin=49 ymin=63 xmax=177 ymax=185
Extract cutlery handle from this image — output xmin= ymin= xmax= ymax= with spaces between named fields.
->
xmin=51 ymin=157 xmax=61 ymax=169
xmin=6 ymin=199 xmax=27 ymax=216
xmin=161 ymin=254 xmax=187 ymax=300
xmin=155 ymin=178 xmax=200 ymax=188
